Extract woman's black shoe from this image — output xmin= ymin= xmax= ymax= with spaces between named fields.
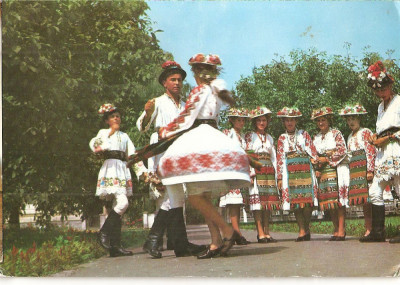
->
xmin=295 ymin=235 xmax=306 ymax=242
xmin=304 ymin=232 xmax=311 ymax=241
xmin=197 ymin=246 xmax=221 ymax=259
xmin=257 ymin=235 xmax=268 ymax=243
xmin=220 ymin=231 xmax=240 ymax=256
xmin=335 ymin=236 xmax=346 ymax=241
xmin=329 ymin=236 xmax=337 ymax=241
xmin=265 ymin=236 xmax=277 ymax=243
xmin=235 ymin=235 xmax=250 ymax=245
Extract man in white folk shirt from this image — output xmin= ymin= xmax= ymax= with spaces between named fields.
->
xmin=137 ymin=61 xmax=206 ymax=258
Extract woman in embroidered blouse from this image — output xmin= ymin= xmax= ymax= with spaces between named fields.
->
xmin=157 ymin=54 xmax=251 ymax=258
xmin=90 ymin=104 xmax=146 ymax=257
xmin=219 ymin=108 xmax=250 ymax=245
xmin=276 ymin=107 xmax=319 ymax=242
xmin=245 ymin=107 xmax=280 ymax=243
xmin=364 ymin=61 xmax=400 ymax=243
xmin=311 ymin=107 xmax=350 ymax=241
xmin=338 ymin=104 xmax=376 ymax=241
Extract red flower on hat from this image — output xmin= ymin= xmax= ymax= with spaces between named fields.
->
xmin=162 ymin=60 xmax=181 ymax=69
xmin=207 ymin=54 xmax=221 ymax=65
xmin=368 ymin=61 xmax=386 ymax=78
xmin=189 ymin=53 xmax=206 ymax=65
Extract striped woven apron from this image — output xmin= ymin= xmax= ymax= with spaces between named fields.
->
xmin=318 ymin=154 xmax=339 ymax=210
xmin=348 ymin=149 xmax=369 ymax=205
xmin=286 ymin=151 xmax=314 ymax=209
xmin=255 ymin=152 xmax=281 ymax=210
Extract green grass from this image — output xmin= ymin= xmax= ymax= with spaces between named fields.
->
xmin=239 ymin=216 xmax=400 ymax=238
xmin=0 ymin=224 xmax=148 ymax=277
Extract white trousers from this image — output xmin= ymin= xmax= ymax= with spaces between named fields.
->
xmin=166 ymin=184 xmax=186 ymax=209
xmin=369 ymin=175 xmax=400 ymax=206
xmin=156 ymin=191 xmax=171 ymax=212
xmin=112 ymin=193 xmax=129 ymax=215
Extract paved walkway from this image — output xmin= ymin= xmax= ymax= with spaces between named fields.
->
xmin=52 ymin=225 xmax=400 ymax=277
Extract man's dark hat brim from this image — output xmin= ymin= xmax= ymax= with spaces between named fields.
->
xmin=158 ymin=67 xmax=187 ymax=85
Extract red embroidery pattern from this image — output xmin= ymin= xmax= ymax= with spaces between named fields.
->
xmin=163 ymin=85 xmax=205 ymax=135
xmin=159 ymin=151 xmax=249 ymax=178
xmin=362 ymin=128 xmax=376 ymax=173
xmin=330 ymin=129 xmax=347 ymax=167
xmin=276 ymin=135 xmax=285 ymax=180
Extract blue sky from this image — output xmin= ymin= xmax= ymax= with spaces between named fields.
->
xmin=146 ymin=1 xmax=400 ymax=89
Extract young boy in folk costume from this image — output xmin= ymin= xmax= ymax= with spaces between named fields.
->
xmin=90 ymin=104 xmax=146 ymax=257
xmin=219 ymin=107 xmax=251 ymax=245
xmin=276 ymin=107 xmax=319 ymax=241
xmin=338 ymin=104 xmax=376 ymax=241
xmin=311 ymin=107 xmax=350 ymax=241
xmin=246 ymin=107 xmax=280 ymax=243
xmin=364 ymin=61 xmax=400 ymax=243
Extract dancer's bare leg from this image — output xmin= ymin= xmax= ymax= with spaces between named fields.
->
xmin=253 ymin=210 xmax=266 ymax=238
xmin=188 ymin=193 xmax=234 ymax=239
xmin=228 ymin=205 xmax=242 ymax=235
xmin=363 ymin=203 xmax=372 ymax=236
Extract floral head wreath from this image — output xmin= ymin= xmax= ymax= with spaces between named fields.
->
xmin=249 ymin=106 xmax=272 ymax=119
xmin=188 ymin=53 xmax=222 ymax=66
xmin=277 ymin=106 xmax=302 ymax=118
xmin=227 ymin=107 xmax=250 ymax=118
xmin=158 ymin=60 xmax=187 ymax=85
xmin=367 ymin=61 xmax=394 ymax=89
xmin=310 ymin=107 xmax=334 ymax=120
xmin=338 ymin=104 xmax=367 ymax=116
xmin=98 ymin=103 xmax=117 ymax=114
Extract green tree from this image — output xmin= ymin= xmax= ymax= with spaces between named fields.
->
xmin=234 ymin=48 xmax=399 ymax=140
xmin=2 ymin=0 xmax=172 ymax=227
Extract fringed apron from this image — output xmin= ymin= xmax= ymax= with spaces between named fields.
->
xmin=318 ymin=154 xmax=340 ymax=210
xmin=348 ymin=149 xmax=369 ymax=205
xmin=255 ymin=152 xmax=281 ymax=210
xmin=286 ymin=151 xmax=315 ymax=209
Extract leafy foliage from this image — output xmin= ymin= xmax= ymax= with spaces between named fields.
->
xmin=234 ymin=47 xmax=400 ymax=140
xmin=2 ymin=0 xmax=173 ymax=225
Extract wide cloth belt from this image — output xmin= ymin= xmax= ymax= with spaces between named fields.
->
xmin=102 ymin=150 xmax=126 ymax=161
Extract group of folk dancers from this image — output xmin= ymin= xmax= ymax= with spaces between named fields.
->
xmin=90 ymin=56 xmax=400 ymax=259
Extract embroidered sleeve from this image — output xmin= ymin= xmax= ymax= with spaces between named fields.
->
xmin=329 ymin=130 xmax=347 ymax=167
xmin=160 ymin=86 xmax=208 ymax=138
xmin=89 ymin=129 xmax=110 ymax=152
xmin=276 ymin=135 xmax=286 ymax=180
xmin=303 ymin=131 xmax=318 ymax=160
xmin=245 ymin=132 xmax=253 ymax=150
xmin=362 ymin=128 xmax=376 ymax=172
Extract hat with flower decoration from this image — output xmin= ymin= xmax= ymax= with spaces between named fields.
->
xmin=188 ymin=53 xmax=222 ymax=66
xmin=227 ymin=107 xmax=250 ymax=118
xmin=98 ymin=103 xmax=117 ymax=115
xmin=277 ymin=106 xmax=302 ymax=118
xmin=338 ymin=103 xmax=368 ymax=116
xmin=310 ymin=106 xmax=334 ymax=120
xmin=158 ymin=60 xmax=187 ymax=85
xmin=249 ymin=106 xmax=272 ymax=119
xmin=367 ymin=61 xmax=394 ymax=89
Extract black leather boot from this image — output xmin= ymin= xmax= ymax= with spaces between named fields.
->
xmin=362 ymin=205 xmax=386 ymax=242
xmin=109 ymin=215 xmax=133 ymax=257
xmin=142 ymin=209 xmax=169 ymax=258
xmin=169 ymin=207 xmax=206 ymax=257
xmin=98 ymin=210 xmax=120 ymax=250
xmin=372 ymin=204 xmax=386 ymax=242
